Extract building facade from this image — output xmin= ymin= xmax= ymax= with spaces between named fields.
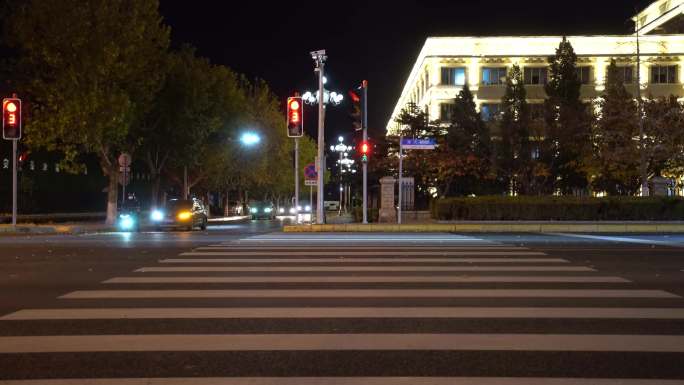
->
xmin=387 ymin=0 xmax=684 ymax=134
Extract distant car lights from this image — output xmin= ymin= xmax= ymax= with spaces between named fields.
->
xmin=150 ymin=209 xmax=164 ymax=222
xmin=177 ymin=211 xmax=192 ymax=221
xmin=118 ymin=214 xmax=135 ymax=231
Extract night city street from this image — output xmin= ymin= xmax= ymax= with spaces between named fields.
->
xmin=5 ymin=0 xmax=684 ymax=382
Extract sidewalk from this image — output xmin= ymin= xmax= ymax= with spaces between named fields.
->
xmin=0 ymin=222 xmax=114 ymax=235
xmin=283 ymin=221 xmax=684 ymax=233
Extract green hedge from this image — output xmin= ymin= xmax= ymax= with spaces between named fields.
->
xmin=432 ymin=196 xmax=684 ymax=221
xmin=352 ymin=207 xmax=380 ymax=223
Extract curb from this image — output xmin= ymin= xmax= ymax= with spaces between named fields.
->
xmin=283 ymin=223 xmax=684 ymax=233
xmin=0 ymin=225 xmax=114 ymax=235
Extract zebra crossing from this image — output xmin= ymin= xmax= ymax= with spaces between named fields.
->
xmin=1 ymin=233 xmax=684 ymax=383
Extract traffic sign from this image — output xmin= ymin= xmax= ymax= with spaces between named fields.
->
xmin=305 ymin=179 xmax=317 ymax=186
xmin=304 ymin=163 xmax=317 ymax=180
xmin=401 ymin=138 xmax=436 ymax=150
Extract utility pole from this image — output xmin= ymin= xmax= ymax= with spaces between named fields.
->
xmin=311 ymin=50 xmax=327 ymax=224
xmin=362 ymin=80 xmax=369 ymax=224
xmin=398 ymin=134 xmax=403 ymax=225
xmin=636 ymin=18 xmax=649 ymax=197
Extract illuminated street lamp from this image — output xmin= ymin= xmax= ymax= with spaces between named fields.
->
xmin=240 ymin=132 xmax=261 ymax=146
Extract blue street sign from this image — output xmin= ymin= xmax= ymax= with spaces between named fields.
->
xmin=401 ymin=138 xmax=436 ymax=150
xmin=304 ymin=163 xmax=317 ymax=179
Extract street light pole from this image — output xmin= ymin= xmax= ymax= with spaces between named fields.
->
xmin=312 ymin=50 xmax=327 ymax=224
xmin=635 ymin=19 xmax=649 ymax=197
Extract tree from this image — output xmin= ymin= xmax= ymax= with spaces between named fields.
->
xmin=542 ymin=37 xmax=592 ymax=195
xmin=5 ymin=0 xmax=170 ymax=223
xmin=143 ymin=47 xmax=244 ymax=205
xmin=443 ymin=84 xmax=495 ymax=196
xmin=643 ymin=96 xmax=684 ymax=181
xmin=393 ymin=102 xmax=441 ymax=203
xmin=590 ymin=59 xmax=640 ymax=195
xmin=499 ymin=64 xmax=533 ymax=194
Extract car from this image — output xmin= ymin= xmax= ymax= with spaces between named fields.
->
xmin=149 ymin=198 xmax=208 ymax=231
xmin=248 ymin=200 xmax=275 ymax=220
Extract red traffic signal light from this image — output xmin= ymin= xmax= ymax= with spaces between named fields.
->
xmin=360 ymin=141 xmax=369 ymax=154
xmin=359 ymin=140 xmax=370 ymax=163
xmin=287 ymin=97 xmax=303 ymax=138
xmin=3 ymin=98 xmax=22 ymax=140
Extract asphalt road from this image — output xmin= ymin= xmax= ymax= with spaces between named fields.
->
xmin=1 ymin=221 xmax=684 ymax=383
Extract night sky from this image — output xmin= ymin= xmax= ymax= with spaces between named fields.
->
xmin=159 ymin=0 xmax=654 ymax=141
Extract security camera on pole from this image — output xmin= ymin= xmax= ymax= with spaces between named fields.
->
xmin=310 ymin=50 xmax=327 ymax=224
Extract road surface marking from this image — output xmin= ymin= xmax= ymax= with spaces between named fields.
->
xmin=1 ymin=378 xmax=683 ymax=385
xmin=134 ymin=266 xmax=595 ymax=272
xmin=1 ymin=333 xmax=684 ymax=353
xmin=555 ymin=233 xmax=684 ymax=247
xmin=104 ymin=275 xmax=628 ymax=284
xmin=58 ymin=289 xmax=678 ymax=299
xmin=197 ymin=246 xmax=530 ymax=250
xmin=4 ymin=307 xmax=682 ymax=321
xmin=180 ymin=251 xmax=546 ymax=256
xmin=162 ymin=258 xmax=566 ymax=264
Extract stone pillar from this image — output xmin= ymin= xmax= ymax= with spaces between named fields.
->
xmin=378 ymin=176 xmax=396 ymax=223
xmin=650 ymin=176 xmax=671 ymax=197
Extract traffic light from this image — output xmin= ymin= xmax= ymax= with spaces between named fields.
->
xmin=2 ymin=97 xmax=22 ymax=140
xmin=287 ymin=96 xmax=303 ymax=138
xmin=359 ymin=140 xmax=370 ymax=163
xmin=349 ymin=90 xmax=362 ymax=131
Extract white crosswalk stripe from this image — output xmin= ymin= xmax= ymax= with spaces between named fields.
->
xmin=1 ymin=233 xmax=683 ymax=382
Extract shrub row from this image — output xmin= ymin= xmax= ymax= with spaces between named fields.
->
xmin=352 ymin=207 xmax=380 ymax=223
xmin=432 ymin=196 xmax=684 ymax=221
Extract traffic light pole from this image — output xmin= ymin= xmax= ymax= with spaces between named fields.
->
xmin=398 ymin=134 xmax=403 ymax=225
xmin=362 ymin=81 xmax=368 ymax=224
xmin=294 ymin=137 xmax=299 ymax=223
xmin=11 ymin=139 xmax=17 ymax=226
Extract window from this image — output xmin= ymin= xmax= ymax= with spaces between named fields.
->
xmin=440 ymin=103 xmax=455 ymax=121
xmin=651 ymin=65 xmax=677 ymax=84
xmin=441 ymin=67 xmax=467 ymax=86
xmin=615 ymin=66 xmax=634 ymax=84
xmin=576 ymin=67 xmax=592 ymax=84
xmin=482 ymin=67 xmax=507 ymax=85
xmin=660 ymin=1 xmax=669 ymax=14
xmin=532 ymin=146 xmax=541 ymax=160
xmin=524 ymin=67 xmax=548 ymax=85
xmin=481 ymin=103 xmax=501 ymax=121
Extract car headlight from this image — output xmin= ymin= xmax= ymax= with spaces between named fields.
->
xmin=118 ymin=214 xmax=135 ymax=231
xmin=177 ymin=211 xmax=192 ymax=221
xmin=289 ymin=207 xmax=296 ymax=215
xmin=150 ymin=209 xmax=164 ymax=222
xmin=250 ymin=207 xmax=258 ymax=214
xmin=264 ymin=207 xmax=272 ymax=213
xmin=279 ymin=207 xmax=285 ymax=214
xmin=305 ymin=205 xmax=311 ymax=212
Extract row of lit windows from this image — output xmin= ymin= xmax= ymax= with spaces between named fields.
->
xmin=438 ymin=65 xmax=678 ymax=87
xmin=440 ymin=102 xmax=546 ymax=122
